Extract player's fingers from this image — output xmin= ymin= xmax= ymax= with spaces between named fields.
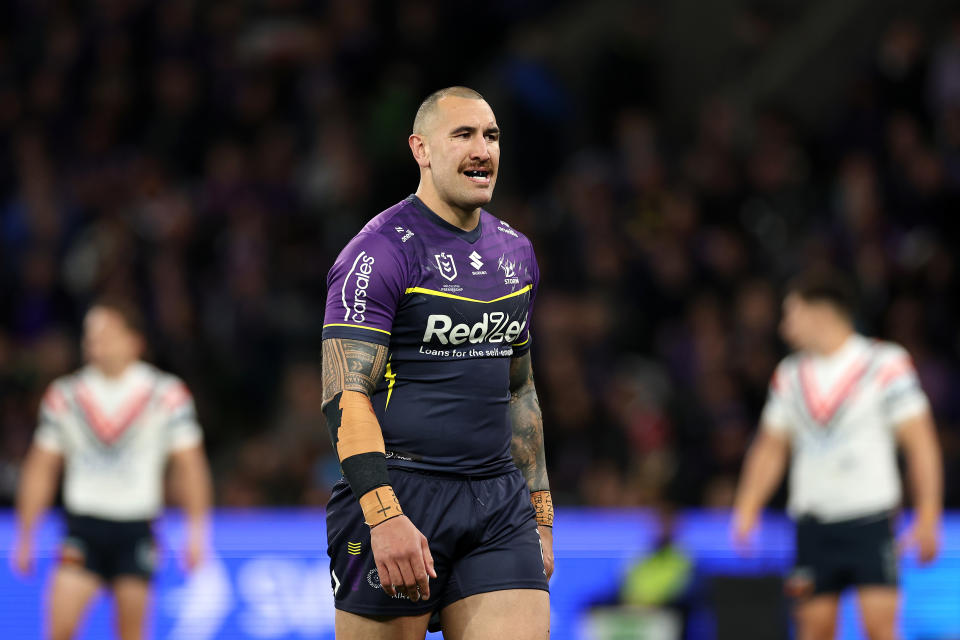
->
xmin=14 ymin=548 xmax=31 ymax=576
xmin=729 ymin=526 xmax=741 ymax=546
xmin=895 ymin=529 xmax=913 ymax=556
xmin=731 ymin=530 xmax=750 ymax=556
xmin=376 ymin=561 xmax=397 ymax=597
xmin=410 ymin=546 xmax=431 ymax=601
xmin=730 ymin=517 xmax=750 ymax=548
xmin=187 ymin=548 xmax=202 ymax=571
xmin=387 ymin=562 xmax=409 ymax=599
xmin=420 ymin=535 xmax=437 ymax=579
xmin=920 ymin=537 xmax=938 ymax=564
xmin=395 ymin=559 xmax=420 ymax=602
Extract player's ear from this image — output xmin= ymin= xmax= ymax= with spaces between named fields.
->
xmin=408 ymin=133 xmax=430 ymax=168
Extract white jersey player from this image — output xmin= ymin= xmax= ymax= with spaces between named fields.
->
xmin=13 ymin=299 xmax=213 ymax=640
xmin=733 ymin=271 xmax=942 ymax=640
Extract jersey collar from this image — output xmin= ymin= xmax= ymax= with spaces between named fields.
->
xmin=408 ymin=195 xmax=484 ymax=244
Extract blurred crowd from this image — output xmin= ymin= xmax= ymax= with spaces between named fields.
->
xmin=1 ymin=1 xmax=959 ymax=509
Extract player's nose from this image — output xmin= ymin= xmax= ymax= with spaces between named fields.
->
xmin=468 ymin=135 xmax=490 ymax=161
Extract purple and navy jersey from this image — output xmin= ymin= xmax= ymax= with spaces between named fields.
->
xmin=322 ymin=195 xmax=539 ymax=475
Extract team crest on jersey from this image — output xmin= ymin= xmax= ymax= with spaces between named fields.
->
xmin=498 ymin=254 xmax=520 ymax=285
xmin=435 ymin=252 xmax=458 ymax=281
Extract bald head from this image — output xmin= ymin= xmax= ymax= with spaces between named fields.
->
xmin=413 ymin=86 xmax=486 ymax=135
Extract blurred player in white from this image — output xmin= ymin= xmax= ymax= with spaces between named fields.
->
xmin=12 ymin=298 xmax=213 ymax=640
xmin=732 ymin=271 xmax=942 ymax=640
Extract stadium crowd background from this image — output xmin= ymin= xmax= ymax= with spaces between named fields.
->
xmin=0 ymin=0 xmax=959 ymax=514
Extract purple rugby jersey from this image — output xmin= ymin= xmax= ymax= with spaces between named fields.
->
xmin=322 ymin=195 xmax=539 ymax=475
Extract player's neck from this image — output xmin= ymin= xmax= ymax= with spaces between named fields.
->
xmin=415 ymin=184 xmax=481 ymax=232
xmin=814 ymin=327 xmax=855 ymax=357
xmin=93 ymin=359 xmax=138 ymax=379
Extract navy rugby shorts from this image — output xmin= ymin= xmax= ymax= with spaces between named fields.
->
xmin=789 ymin=511 xmax=897 ymax=597
xmin=60 ymin=514 xmax=157 ymax=582
xmin=326 ymin=467 xmax=549 ymax=617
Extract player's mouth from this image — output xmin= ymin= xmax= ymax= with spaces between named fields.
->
xmin=462 ymin=168 xmax=493 ymax=185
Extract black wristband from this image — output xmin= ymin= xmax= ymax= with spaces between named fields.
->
xmin=340 ymin=451 xmax=391 ymax=499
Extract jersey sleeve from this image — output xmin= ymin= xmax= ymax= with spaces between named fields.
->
xmin=876 ymin=345 xmax=930 ymax=427
xmin=511 ymin=241 xmax=539 ymax=356
xmin=760 ymin=361 xmax=793 ymax=435
xmin=34 ymin=383 xmax=69 ymax=453
xmin=160 ymin=379 xmax=203 ymax=452
xmin=322 ymin=231 xmax=407 ymax=347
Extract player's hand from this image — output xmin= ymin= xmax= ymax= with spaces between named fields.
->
xmin=538 ymin=525 xmax=554 ymax=580
xmin=183 ymin=532 xmax=206 ymax=572
xmin=731 ymin=507 xmax=759 ymax=555
xmin=11 ymin=536 xmax=34 ymax=577
xmin=899 ymin=519 xmax=940 ymax=565
xmin=369 ymin=515 xmax=436 ymax=602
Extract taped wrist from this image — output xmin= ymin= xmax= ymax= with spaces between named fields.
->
xmin=358 ymin=486 xmax=404 ymax=527
xmin=531 ymin=490 xmax=554 ymax=527
xmin=324 ymin=390 xmax=403 ymax=526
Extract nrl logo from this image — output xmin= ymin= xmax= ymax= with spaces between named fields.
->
xmin=435 ymin=252 xmax=458 ymax=281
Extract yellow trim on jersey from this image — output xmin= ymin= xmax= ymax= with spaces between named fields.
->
xmin=322 ymin=323 xmax=392 ymax=336
xmin=384 ymin=360 xmax=396 ymax=410
xmin=404 ymin=284 xmax=532 ymax=304
xmin=513 ymin=337 xmax=530 ymax=347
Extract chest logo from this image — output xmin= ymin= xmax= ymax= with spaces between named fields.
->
xmin=498 ymin=254 xmax=520 ymax=285
xmin=435 ymin=252 xmax=458 ymax=281
xmin=74 ymin=382 xmax=154 ymax=445
xmin=469 ymin=251 xmax=487 ymax=275
xmin=798 ymin=356 xmax=870 ymax=426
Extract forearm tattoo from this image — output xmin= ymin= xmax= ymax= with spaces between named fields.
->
xmin=322 ymin=338 xmax=389 ymax=405
xmin=509 ymin=353 xmax=550 ymax=492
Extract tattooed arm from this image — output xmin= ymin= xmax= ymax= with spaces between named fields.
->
xmin=321 ymin=337 xmax=436 ymax=601
xmin=509 ymin=352 xmax=549 ymax=492
xmin=509 ymin=351 xmax=554 ymax=578
xmin=321 ymin=337 xmax=389 ymax=404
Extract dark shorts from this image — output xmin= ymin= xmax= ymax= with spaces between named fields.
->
xmin=60 ymin=514 xmax=157 ymax=582
xmin=326 ymin=467 xmax=549 ymax=617
xmin=789 ymin=512 xmax=898 ymax=597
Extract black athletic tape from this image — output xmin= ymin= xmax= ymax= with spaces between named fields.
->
xmin=323 ymin=392 xmax=391 ymax=501
xmin=341 ymin=451 xmax=391 ymax=500
xmin=322 ymin=392 xmax=343 ymax=447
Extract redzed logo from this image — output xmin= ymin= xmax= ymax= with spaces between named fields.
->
xmin=422 ymin=311 xmax=527 ymax=346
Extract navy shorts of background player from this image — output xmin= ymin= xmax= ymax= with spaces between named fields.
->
xmin=322 ymin=194 xmax=548 ymax=616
